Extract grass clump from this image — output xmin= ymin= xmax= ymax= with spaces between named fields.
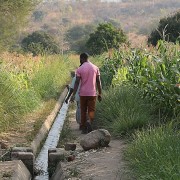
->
xmin=31 ymin=55 xmax=71 ymax=100
xmin=0 ymin=71 xmax=40 ymax=132
xmin=0 ymin=53 xmax=78 ymax=133
xmin=95 ymin=85 xmax=154 ymax=136
xmin=125 ymin=123 xmax=180 ymax=180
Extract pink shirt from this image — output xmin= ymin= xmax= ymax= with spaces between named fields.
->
xmin=76 ymin=61 xmax=100 ymax=96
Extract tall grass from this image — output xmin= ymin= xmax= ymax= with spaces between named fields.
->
xmin=0 ymin=53 xmax=78 ymax=133
xmin=95 ymin=85 xmax=154 ymax=136
xmin=31 ymin=56 xmax=71 ymax=100
xmin=125 ymin=123 xmax=180 ymax=180
xmin=111 ymin=41 xmax=180 ymax=117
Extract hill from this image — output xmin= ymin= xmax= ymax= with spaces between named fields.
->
xmin=22 ymin=0 xmax=180 ymax=49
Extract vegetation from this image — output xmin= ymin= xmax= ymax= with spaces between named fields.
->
xmin=32 ymin=10 xmax=45 ymax=22
xmin=95 ymin=40 xmax=179 ymax=179
xmin=125 ymin=123 xmax=180 ymax=180
xmin=0 ymin=53 xmax=78 ymax=133
xmin=0 ymin=1 xmax=180 ymax=179
xmin=148 ymin=10 xmax=180 ymax=45
xmin=21 ymin=31 xmax=60 ymax=56
xmin=66 ymin=24 xmax=95 ymax=53
xmin=95 ymin=86 xmax=154 ymax=136
xmin=0 ymin=0 xmax=40 ymax=50
xmin=86 ymin=23 xmax=127 ymax=55
xmin=2 ymin=0 xmax=179 ymax=52
xmin=25 ymin=0 xmax=180 ymax=50
xmin=112 ymin=41 xmax=179 ymax=117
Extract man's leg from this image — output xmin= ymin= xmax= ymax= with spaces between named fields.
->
xmin=87 ymin=96 xmax=96 ymax=132
xmin=80 ymin=96 xmax=88 ymax=133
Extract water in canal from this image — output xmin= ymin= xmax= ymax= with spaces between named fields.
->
xmin=34 ymin=102 xmax=69 ymax=180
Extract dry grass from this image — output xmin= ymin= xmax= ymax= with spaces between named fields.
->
xmin=0 ymin=99 xmax=57 ymax=148
xmin=127 ymin=33 xmax=147 ymax=48
xmin=0 ymin=52 xmax=79 ymax=148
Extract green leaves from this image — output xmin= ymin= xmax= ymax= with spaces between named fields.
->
xmin=112 ymin=41 xmax=180 ymax=117
xmin=0 ymin=54 xmax=75 ymax=132
xmin=125 ymin=123 xmax=180 ymax=180
xmin=86 ymin=23 xmax=127 ymax=55
xmin=21 ymin=31 xmax=60 ymax=56
xmin=148 ymin=10 xmax=180 ymax=46
xmin=0 ymin=0 xmax=40 ymax=51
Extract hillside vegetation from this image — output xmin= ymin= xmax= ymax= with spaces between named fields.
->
xmin=20 ymin=0 xmax=180 ymax=52
xmin=0 ymin=53 xmax=79 ymax=133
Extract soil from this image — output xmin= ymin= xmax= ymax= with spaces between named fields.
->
xmin=61 ymin=109 xmax=128 ymax=180
xmin=0 ymin=100 xmax=57 ymax=151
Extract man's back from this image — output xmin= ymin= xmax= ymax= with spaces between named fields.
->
xmin=76 ymin=61 xmax=100 ymax=96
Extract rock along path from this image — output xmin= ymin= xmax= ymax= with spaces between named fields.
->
xmin=61 ymin=109 xmax=127 ymax=180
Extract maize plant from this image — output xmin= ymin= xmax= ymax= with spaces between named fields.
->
xmin=112 ymin=40 xmax=180 ymax=117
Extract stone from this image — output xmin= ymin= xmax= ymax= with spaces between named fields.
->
xmin=12 ymin=147 xmax=33 ymax=153
xmin=67 ymin=155 xmax=75 ymax=162
xmin=50 ymin=162 xmax=64 ymax=180
xmin=48 ymin=148 xmax=70 ymax=163
xmin=11 ymin=152 xmax=35 ymax=176
xmin=0 ymin=160 xmax=31 ymax=180
xmin=64 ymin=143 xmax=76 ymax=151
xmin=48 ymin=148 xmax=70 ymax=177
xmin=80 ymin=129 xmax=111 ymax=151
xmin=48 ymin=148 xmax=57 ymax=154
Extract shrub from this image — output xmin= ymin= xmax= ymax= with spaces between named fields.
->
xmin=21 ymin=31 xmax=60 ymax=56
xmin=66 ymin=24 xmax=95 ymax=53
xmin=32 ymin=10 xmax=44 ymax=22
xmin=0 ymin=0 xmax=39 ymax=50
xmin=125 ymin=123 xmax=180 ymax=180
xmin=86 ymin=23 xmax=127 ymax=55
xmin=148 ymin=10 xmax=180 ymax=46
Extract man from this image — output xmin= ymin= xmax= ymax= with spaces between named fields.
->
xmin=71 ymin=53 xmax=102 ymax=134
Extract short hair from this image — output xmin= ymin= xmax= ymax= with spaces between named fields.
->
xmin=80 ymin=53 xmax=89 ymax=60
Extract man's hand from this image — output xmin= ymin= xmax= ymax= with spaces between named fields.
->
xmin=97 ymin=94 xmax=102 ymax=102
xmin=65 ymin=98 xmax=69 ymax=104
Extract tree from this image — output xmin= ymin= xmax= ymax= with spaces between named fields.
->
xmin=86 ymin=23 xmax=127 ymax=55
xmin=0 ymin=0 xmax=40 ymax=51
xmin=148 ymin=11 xmax=180 ymax=46
xmin=66 ymin=24 xmax=96 ymax=53
xmin=32 ymin=10 xmax=44 ymax=22
xmin=21 ymin=31 xmax=60 ymax=56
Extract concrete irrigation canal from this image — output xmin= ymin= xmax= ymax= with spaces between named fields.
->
xmin=0 ymin=89 xmax=69 ymax=180
xmin=34 ymin=102 xmax=69 ymax=180
xmin=0 ymin=88 xmax=120 ymax=180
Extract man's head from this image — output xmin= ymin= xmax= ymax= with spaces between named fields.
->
xmin=80 ymin=53 xmax=88 ymax=64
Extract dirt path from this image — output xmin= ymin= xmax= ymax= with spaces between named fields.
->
xmin=61 ymin=110 xmax=127 ymax=180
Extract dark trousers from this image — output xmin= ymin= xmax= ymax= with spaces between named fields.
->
xmin=80 ymin=96 xmax=96 ymax=128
